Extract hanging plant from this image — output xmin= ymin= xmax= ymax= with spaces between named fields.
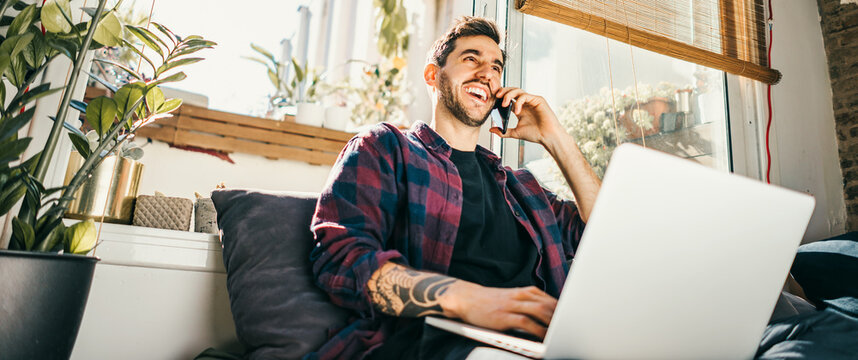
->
xmin=374 ymin=0 xmax=409 ymax=58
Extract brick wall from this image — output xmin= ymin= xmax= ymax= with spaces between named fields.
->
xmin=818 ymin=0 xmax=858 ymax=230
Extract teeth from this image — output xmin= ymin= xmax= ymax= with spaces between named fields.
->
xmin=465 ymin=87 xmax=486 ymax=100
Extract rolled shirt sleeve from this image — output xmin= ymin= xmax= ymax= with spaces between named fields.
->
xmin=310 ymin=128 xmax=406 ymax=316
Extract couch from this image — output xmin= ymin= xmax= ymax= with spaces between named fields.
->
xmin=212 ymin=189 xmax=858 ymax=359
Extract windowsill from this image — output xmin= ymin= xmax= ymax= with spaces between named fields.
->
xmin=84 ymin=86 xmax=353 ymax=166
xmin=63 ymin=219 xmax=224 ymax=273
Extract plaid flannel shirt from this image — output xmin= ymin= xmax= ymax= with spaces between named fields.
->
xmin=308 ymin=121 xmax=585 ymax=359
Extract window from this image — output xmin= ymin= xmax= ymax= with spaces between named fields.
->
xmin=505 ymin=9 xmax=731 ymax=201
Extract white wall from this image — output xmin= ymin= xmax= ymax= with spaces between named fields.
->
xmin=134 ymin=141 xmax=334 ymax=199
xmin=768 ymin=0 xmax=847 ymax=241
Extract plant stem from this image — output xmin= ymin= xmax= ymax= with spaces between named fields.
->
xmin=32 ymin=0 xmax=108 ymax=182
xmin=56 ymin=96 xmax=143 ymax=211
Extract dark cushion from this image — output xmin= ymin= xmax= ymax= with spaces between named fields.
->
xmin=791 ymin=232 xmax=858 ymax=317
xmin=211 ymin=189 xmax=349 ymax=359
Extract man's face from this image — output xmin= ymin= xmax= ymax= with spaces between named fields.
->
xmin=436 ymin=35 xmax=504 ymax=128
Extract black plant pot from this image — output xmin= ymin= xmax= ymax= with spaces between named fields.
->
xmin=0 ymin=250 xmax=99 ymax=360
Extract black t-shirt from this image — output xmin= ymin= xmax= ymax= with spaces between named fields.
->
xmin=371 ymin=149 xmax=541 ymax=360
xmin=446 ymin=148 xmax=539 ymax=288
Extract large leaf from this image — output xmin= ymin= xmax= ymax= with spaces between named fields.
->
xmin=21 ymin=29 xmax=48 ymax=69
xmin=7 ymin=4 xmax=37 ymax=37
xmin=0 ymin=107 xmax=35 ymax=142
xmin=167 ymin=44 xmax=212 ymax=61
xmin=113 ymin=82 xmax=145 ymax=118
xmin=267 ymin=68 xmax=280 ymax=89
xmin=68 ymin=132 xmax=91 ymax=159
xmin=48 ymin=115 xmax=86 ymax=139
xmin=181 ymin=39 xmax=217 ymax=49
xmin=34 ymin=217 xmax=64 ymax=252
xmin=144 ymin=86 xmax=164 ymax=113
xmin=250 ymin=43 xmax=276 ymax=65
xmin=12 ymin=83 xmax=63 ymax=112
xmin=181 ymin=35 xmax=203 ymax=42
xmin=18 ymin=175 xmax=39 ymax=225
xmin=126 ymin=25 xmax=164 ymax=59
xmin=92 ymin=10 xmax=123 ymax=47
xmin=0 ymin=137 xmax=31 ymax=166
xmin=40 ymin=0 xmax=73 ymax=34
xmin=0 ymin=175 xmax=26 ymax=215
xmin=69 ymin=99 xmax=87 ymax=113
xmin=159 ymin=98 xmax=182 ymax=114
xmin=121 ymin=39 xmax=155 ymax=72
xmin=4 ymin=54 xmax=27 ymax=87
xmin=151 ymin=22 xmax=177 ymax=45
xmin=85 ymin=96 xmax=117 ymax=137
xmin=64 ymin=219 xmax=96 ymax=255
xmin=11 ymin=216 xmax=34 ymax=250
xmin=17 ymin=152 xmax=40 ymax=174
xmin=85 ymin=70 xmax=120 ymax=92
xmin=45 ymin=36 xmax=77 ymax=60
xmin=291 ymin=58 xmax=304 ymax=82
xmin=0 ymin=32 xmax=35 ymax=58
xmin=134 ymin=26 xmax=169 ymax=52
xmin=148 ymin=71 xmax=186 ymax=87
xmin=155 ymin=57 xmax=202 ymax=78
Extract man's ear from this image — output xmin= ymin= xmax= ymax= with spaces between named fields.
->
xmin=424 ymin=63 xmax=439 ymax=88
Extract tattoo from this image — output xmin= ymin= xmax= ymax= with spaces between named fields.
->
xmin=368 ymin=264 xmax=457 ymax=317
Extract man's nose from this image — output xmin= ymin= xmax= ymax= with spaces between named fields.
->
xmin=475 ymin=65 xmax=498 ymax=88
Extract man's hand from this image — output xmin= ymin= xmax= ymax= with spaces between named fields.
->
xmin=440 ymin=281 xmax=558 ymax=339
xmin=367 ymin=262 xmax=557 ymax=339
xmin=490 ymin=87 xmax=567 ymax=148
xmin=489 ymin=87 xmax=601 ymax=223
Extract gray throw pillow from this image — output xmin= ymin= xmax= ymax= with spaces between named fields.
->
xmin=211 ymin=189 xmax=349 ymax=359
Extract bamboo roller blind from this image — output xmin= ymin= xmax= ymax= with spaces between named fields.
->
xmin=516 ymin=0 xmax=781 ymax=84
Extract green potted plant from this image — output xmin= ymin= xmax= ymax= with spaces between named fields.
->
xmin=245 ymin=43 xmax=324 ymax=124
xmin=0 ymin=0 xmax=215 ymax=358
xmin=335 ymin=58 xmax=411 ymax=128
xmin=62 ymin=129 xmax=145 ymax=224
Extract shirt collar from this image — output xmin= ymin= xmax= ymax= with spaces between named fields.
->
xmin=410 ymin=121 xmax=504 ymax=169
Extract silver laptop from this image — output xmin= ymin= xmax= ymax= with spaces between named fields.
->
xmin=427 ymin=143 xmax=815 ymax=359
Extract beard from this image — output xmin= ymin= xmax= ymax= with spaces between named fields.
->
xmin=438 ymin=71 xmax=493 ymax=128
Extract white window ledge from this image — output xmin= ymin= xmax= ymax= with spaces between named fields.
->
xmin=63 ymin=219 xmax=224 ymax=273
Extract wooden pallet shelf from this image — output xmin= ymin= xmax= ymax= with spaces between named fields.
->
xmin=85 ymin=86 xmax=353 ymax=165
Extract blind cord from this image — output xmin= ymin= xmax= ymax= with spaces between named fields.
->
xmin=765 ymin=0 xmax=773 ymax=184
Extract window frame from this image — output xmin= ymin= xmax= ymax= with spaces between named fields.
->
xmin=488 ymin=0 xmax=769 ymax=181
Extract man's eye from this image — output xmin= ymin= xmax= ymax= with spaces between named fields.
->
xmin=493 ymin=66 xmax=502 ymax=72
xmin=465 ymin=56 xmax=476 ymax=62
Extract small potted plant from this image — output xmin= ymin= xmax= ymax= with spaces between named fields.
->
xmin=0 ymin=0 xmax=215 ymax=358
xmin=62 ymin=130 xmax=145 ymax=224
xmin=246 ymin=43 xmax=325 ymax=125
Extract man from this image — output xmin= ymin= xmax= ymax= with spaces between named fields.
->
xmin=309 ymin=17 xmax=601 ymax=359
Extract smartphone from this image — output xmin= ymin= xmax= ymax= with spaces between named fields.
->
xmin=489 ymin=97 xmax=512 ymax=134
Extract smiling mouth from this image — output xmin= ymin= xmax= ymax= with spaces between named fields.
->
xmin=463 ymin=85 xmax=489 ymax=103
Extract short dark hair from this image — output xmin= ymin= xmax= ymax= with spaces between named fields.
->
xmin=427 ymin=16 xmax=506 ymax=68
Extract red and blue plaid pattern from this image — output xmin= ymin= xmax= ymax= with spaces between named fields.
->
xmin=308 ymin=122 xmax=585 ymax=359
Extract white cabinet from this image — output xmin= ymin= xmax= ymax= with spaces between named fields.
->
xmin=70 ymin=222 xmax=242 ymax=360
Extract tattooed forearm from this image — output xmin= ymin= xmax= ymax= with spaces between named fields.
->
xmin=367 ymin=262 xmax=458 ymax=317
